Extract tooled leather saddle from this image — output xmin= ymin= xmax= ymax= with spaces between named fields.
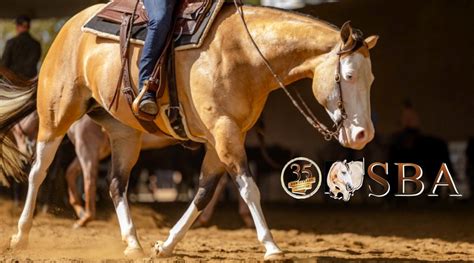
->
xmin=83 ymin=0 xmax=225 ymax=136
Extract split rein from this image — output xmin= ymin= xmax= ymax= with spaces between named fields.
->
xmin=233 ymin=0 xmax=347 ymax=141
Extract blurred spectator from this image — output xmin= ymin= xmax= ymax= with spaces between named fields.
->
xmin=1 ymin=15 xmax=41 ymax=79
xmin=388 ymin=100 xmax=453 ymax=195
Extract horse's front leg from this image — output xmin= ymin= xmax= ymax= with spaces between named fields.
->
xmin=212 ymin=117 xmax=284 ymax=260
xmin=154 ymin=145 xmax=225 ymax=257
xmin=88 ymin=110 xmax=143 ymax=257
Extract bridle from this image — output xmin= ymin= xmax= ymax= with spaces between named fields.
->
xmin=233 ymin=1 xmax=367 ymax=141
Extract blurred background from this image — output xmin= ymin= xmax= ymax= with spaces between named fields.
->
xmin=0 ymin=0 xmax=473 ymax=214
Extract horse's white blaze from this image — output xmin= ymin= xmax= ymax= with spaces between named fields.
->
xmin=235 ymin=175 xmax=282 ymax=257
xmin=337 ymin=53 xmax=374 ymax=149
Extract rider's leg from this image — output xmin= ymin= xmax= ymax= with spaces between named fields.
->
xmin=138 ymin=0 xmax=177 ymax=115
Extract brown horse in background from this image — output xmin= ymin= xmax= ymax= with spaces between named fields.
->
xmin=0 ymin=3 xmax=378 ymax=260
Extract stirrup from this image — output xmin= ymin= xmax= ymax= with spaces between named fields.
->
xmin=132 ymin=81 xmax=158 ymax=121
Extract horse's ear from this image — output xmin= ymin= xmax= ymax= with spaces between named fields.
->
xmin=340 ymin=21 xmax=353 ymax=45
xmin=365 ymin=35 xmax=379 ymax=50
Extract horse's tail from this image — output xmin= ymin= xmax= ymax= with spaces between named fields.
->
xmin=0 ymin=67 xmax=38 ymax=187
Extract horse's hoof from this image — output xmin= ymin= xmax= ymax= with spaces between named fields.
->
xmin=9 ymin=234 xmax=28 ymax=250
xmin=124 ymin=246 xmax=145 ymax=258
xmin=264 ymin=250 xmax=285 ymax=261
xmin=152 ymin=241 xmax=172 ymax=258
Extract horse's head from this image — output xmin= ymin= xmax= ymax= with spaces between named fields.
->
xmin=327 ymin=160 xmax=353 ymax=201
xmin=327 ymin=160 xmax=364 ymax=201
xmin=312 ymin=22 xmax=378 ymax=150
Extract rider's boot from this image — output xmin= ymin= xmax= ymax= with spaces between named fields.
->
xmin=133 ymin=80 xmax=159 ymax=120
xmin=139 ymin=91 xmax=158 ymax=116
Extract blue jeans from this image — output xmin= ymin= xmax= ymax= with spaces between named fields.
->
xmin=139 ymin=0 xmax=177 ymax=98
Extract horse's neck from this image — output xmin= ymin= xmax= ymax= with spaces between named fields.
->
xmin=244 ymin=7 xmax=340 ymax=89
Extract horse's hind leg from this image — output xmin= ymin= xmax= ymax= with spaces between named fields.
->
xmin=88 ymin=109 xmax=143 ymax=257
xmin=10 ymin=95 xmax=87 ymax=249
xmin=154 ymin=145 xmax=225 ymax=257
xmin=10 ymin=137 xmax=64 ymax=249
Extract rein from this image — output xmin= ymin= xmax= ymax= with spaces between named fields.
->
xmin=233 ymin=0 xmax=347 ymax=141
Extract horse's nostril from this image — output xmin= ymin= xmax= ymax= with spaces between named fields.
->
xmin=356 ymin=130 xmax=366 ymax=141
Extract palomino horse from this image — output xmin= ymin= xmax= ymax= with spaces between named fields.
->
xmin=327 ymin=160 xmax=364 ymax=201
xmin=0 ymin=3 xmax=378 ymax=259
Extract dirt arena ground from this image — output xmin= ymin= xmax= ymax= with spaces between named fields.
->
xmin=1 ymin=199 xmax=474 ymax=262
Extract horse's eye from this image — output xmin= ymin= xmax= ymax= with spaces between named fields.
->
xmin=335 ymin=185 xmax=341 ymax=191
xmin=344 ymin=73 xmax=355 ymax=81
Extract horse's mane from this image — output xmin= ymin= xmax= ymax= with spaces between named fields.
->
xmin=240 ymin=3 xmax=340 ymax=32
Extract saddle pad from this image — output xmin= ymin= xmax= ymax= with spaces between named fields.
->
xmin=82 ymin=0 xmax=225 ymax=51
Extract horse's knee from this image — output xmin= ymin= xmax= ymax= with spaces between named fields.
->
xmin=211 ymin=118 xmax=246 ymax=174
xmin=236 ymin=175 xmax=260 ymax=203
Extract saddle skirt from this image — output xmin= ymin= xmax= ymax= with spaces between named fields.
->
xmin=82 ymin=0 xmax=225 ymax=50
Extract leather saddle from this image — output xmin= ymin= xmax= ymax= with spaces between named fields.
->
xmin=100 ymin=0 xmax=214 ymax=134
xmin=97 ymin=0 xmax=212 ymax=37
